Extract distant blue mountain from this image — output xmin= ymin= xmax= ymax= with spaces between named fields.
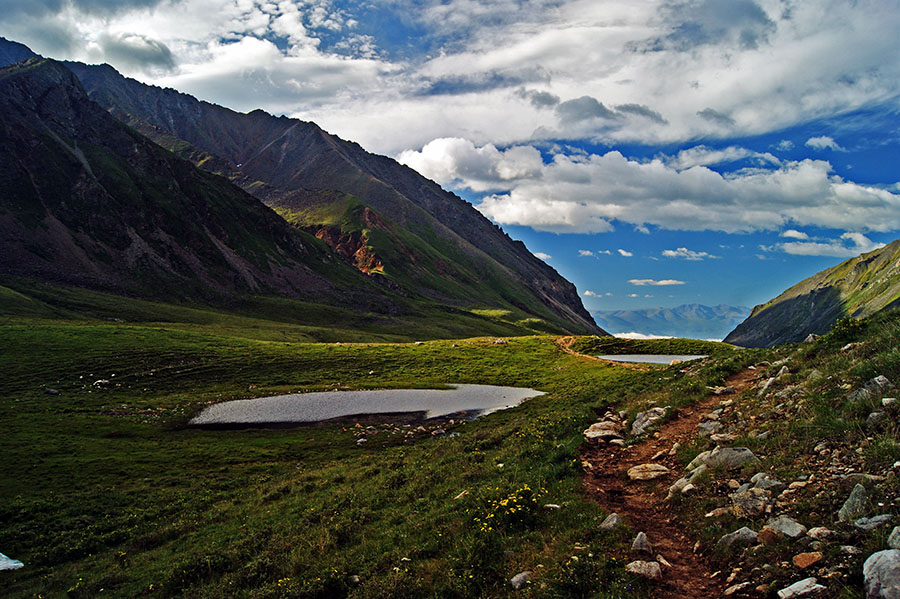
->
xmin=593 ymin=304 xmax=751 ymax=340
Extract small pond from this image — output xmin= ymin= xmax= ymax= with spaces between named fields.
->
xmin=597 ymin=354 xmax=708 ymax=364
xmin=189 ymin=384 xmax=545 ymax=427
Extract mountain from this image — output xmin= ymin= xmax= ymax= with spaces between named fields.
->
xmin=593 ymin=304 xmax=750 ymax=340
xmin=0 ymin=57 xmax=379 ymax=305
xmin=0 ymin=36 xmax=36 ymax=66
xmin=725 ymin=239 xmax=900 ymax=347
xmin=0 ymin=39 xmax=602 ymax=335
xmin=53 ymin=55 xmax=600 ymax=334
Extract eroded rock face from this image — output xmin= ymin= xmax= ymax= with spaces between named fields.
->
xmin=864 ymin=550 xmax=900 ymax=599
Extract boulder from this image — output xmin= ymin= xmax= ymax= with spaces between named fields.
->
xmin=716 ymin=527 xmax=758 ymax=549
xmin=731 ymin=488 xmax=772 ymax=518
xmin=776 ymin=577 xmax=827 ymax=598
xmin=625 ymin=560 xmax=662 ymax=581
xmin=510 ymin=571 xmax=532 ymax=590
xmin=851 ymin=376 xmax=893 ymax=403
xmin=583 ymin=421 xmax=624 ymax=440
xmin=793 ymin=552 xmax=823 ymax=569
xmin=631 ymin=407 xmax=667 ymax=436
xmin=632 ymin=531 xmax=653 ymax=554
xmin=888 ymin=527 xmax=900 ymax=550
xmin=839 ymin=484 xmax=868 ymax=522
xmin=864 ymin=550 xmax=900 ymax=599
xmin=687 ymin=447 xmax=760 ymax=471
xmin=599 ymin=513 xmax=622 ymax=531
xmin=768 ymin=515 xmax=807 ymax=539
xmin=627 ymin=463 xmax=670 ymax=481
xmin=855 ymin=515 xmax=894 ymax=532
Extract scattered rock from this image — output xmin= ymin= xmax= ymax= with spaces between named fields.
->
xmin=627 ymin=463 xmax=670 ymax=481
xmin=792 ymin=552 xmax=823 ymax=569
xmin=758 ymin=377 xmax=776 ymax=397
xmin=543 ymin=504 xmax=561 ymax=510
xmin=855 ymin=514 xmax=894 ymax=531
xmin=583 ymin=421 xmax=624 ymax=441
xmin=706 ymin=507 xmax=732 ymax=518
xmin=807 ymin=527 xmax=836 ymax=542
xmin=356 ymin=438 xmax=368 ymax=446
xmin=687 ymin=447 xmax=760 ymax=471
xmin=768 ymin=515 xmax=807 ymax=539
xmin=43 ymin=387 xmax=59 ymax=395
xmin=838 ymin=483 xmax=868 ymax=522
xmin=731 ymin=488 xmax=772 ymax=518
xmin=842 ymin=473 xmax=886 ymax=488
xmin=599 ymin=513 xmax=622 ymax=531
xmin=725 ymin=582 xmax=752 ymax=596
xmin=864 ymin=549 xmax=900 ymax=599
xmin=758 ymin=526 xmax=783 ymax=545
xmin=717 ymin=527 xmax=758 ymax=549
xmin=631 ymin=407 xmax=668 ymax=436
xmin=698 ymin=421 xmax=723 ymax=438
xmin=632 ymin=531 xmax=653 ymax=554
xmin=626 ymin=560 xmax=662 ymax=581
xmin=884 ymin=397 xmax=898 ymax=408
xmin=509 ymin=571 xmax=532 ymax=590
xmin=841 ymin=545 xmax=863 ymax=556
xmin=804 ymin=334 xmax=819 ymax=343
xmin=851 ymin=375 xmax=893 ymax=402
xmin=656 ymin=554 xmax=672 ymax=569
xmin=753 ymin=473 xmax=787 ymax=494
xmin=669 ymin=359 xmax=683 ymax=366
xmin=888 ymin=527 xmax=900 ymax=550
xmin=776 ymin=577 xmax=827 ymax=598
xmin=92 ymin=379 xmax=111 ymax=388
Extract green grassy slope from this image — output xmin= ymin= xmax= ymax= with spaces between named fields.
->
xmin=725 ymin=239 xmax=900 ymax=347
xmin=0 ymin=312 xmax=754 ymax=599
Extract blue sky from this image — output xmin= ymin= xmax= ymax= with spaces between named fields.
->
xmin=4 ymin=0 xmax=900 ymax=312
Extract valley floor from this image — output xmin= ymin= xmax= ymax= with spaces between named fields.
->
xmin=1 ymin=310 xmax=899 ymax=598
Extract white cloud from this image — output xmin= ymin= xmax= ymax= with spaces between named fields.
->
xmin=6 ymin=0 xmax=900 ymax=157
xmin=614 ymin=332 xmax=674 ymax=340
xmin=533 ymin=251 xmax=552 ymax=260
xmin=598 ymin=250 xmax=613 ymax=255
xmin=628 ymin=293 xmax=640 ymax=298
xmin=578 ymin=249 xmax=594 ymax=257
xmin=780 ymin=229 xmax=809 ymax=240
xmin=629 ymin=279 xmax=686 ymax=286
xmin=469 ymin=148 xmax=900 ymax=234
xmin=776 ymin=140 xmax=794 ymax=151
xmin=665 ymin=145 xmax=779 ymax=170
xmin=618 ymin=249 xmax=633 ymax=257
xmin=661 ymin=247 xmax=718 ymax=260
xmin=583 ymin=290 xmax=601 ymax=297
xmin=805 ymin=136 xmax=844 ymax=151
xmin=778 ymin=232 xmax=885 ymax=257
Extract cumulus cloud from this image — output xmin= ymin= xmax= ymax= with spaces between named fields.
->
xmin=805 ymin=136 xmax=844 ymax=151
xmin=649 ymin=0 xmax=775 ymax=51
xmin=583 ymin=290 xmax=601 ymax=297
xmin=662 ymin=247 xmax=718 ymax=260
xmin=398 ymin=137 xmax=544 ymax=192
xmin=516 ymin=88 xmax=560 ymax=108
xmin=666 ymin=145 xmax=779 ymax=170
xmin=780 ymin=229 xmax=809 ymax=240
xmin=533 ymin=251 xmax=551 ymax=260
xmin=776 ymin=140 xmax=794 ymax=151
xmin=615 ymin=103 xmax=667 ymax=124
xmin=466 ymin=145 xmax=900 ymax=234
xmin=618 ymin=249 xmax=633 ymax=257
xmin=629 ymin=279 xmax=686 ymax=286
xmin=578 ymin=250 xmax=594 ymax=257
xmin=777 ymin=232 xmax=885 ymax=257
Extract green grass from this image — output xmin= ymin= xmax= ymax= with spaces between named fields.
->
xmin=2 ymin=314 xmax=695 ymax=599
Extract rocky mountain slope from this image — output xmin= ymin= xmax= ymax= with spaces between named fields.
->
xmin=0 ymin=58 xmax=381 ymax=306
xmin=725 ymin=239 xmax=900 ymax=347
xmin=594 ymin=304 xmax=749 ymax=340
xmin=51 ymin=51 xmax=599 ymax=334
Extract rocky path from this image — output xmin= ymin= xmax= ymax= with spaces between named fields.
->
xmin=580 ymin=368 xmax=758 ymax=598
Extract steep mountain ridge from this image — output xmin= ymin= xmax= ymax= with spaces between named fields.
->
xmin=0 ymin=58 xmax=379 ymax=306
xmin=725 ymin=238 xmax=900 ymax=347
xmin=55 ymin=55 xmax=599 ymax=333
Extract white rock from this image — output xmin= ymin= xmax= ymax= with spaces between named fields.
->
xmin=509 ymin=571 xmax=532 ymax=590
xmin=625 ymin=560 xmax=662 ymax=581
xmin=0 ymin=552 xmax=23 ymax=571
xmin=865 ymin=550 xmax=900 ymax=599
xmin=776 ymin=577 xmax=827 ymax=598
xmin=627 ymin=463 xmax=670 ymax=481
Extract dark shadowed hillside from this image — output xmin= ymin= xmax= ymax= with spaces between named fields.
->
xmin=57 ymin=56 xmax=600 ymax=334
xmin=725 ymin=239 xmax=900 ymax=347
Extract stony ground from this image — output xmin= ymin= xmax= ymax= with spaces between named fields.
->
xmin=577 ymin=339 xmax=900 ymax=599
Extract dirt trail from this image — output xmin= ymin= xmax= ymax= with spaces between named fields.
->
xmin=580 ymin=368 xmax=758 ymax=599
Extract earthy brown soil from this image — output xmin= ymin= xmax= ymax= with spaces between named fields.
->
xmin=580 ymin=368 xmax=758 ymax=598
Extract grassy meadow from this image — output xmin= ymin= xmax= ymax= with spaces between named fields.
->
xmin=0 ymin=281 xmax=744 ymax=598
